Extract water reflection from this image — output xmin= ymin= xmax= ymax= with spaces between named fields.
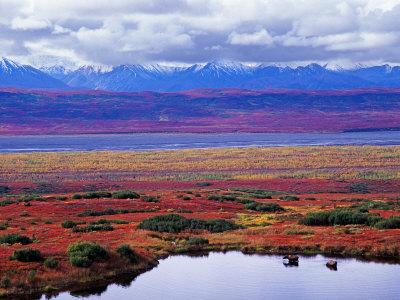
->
xmin=43 ymin=252 xmax=400 ymax=300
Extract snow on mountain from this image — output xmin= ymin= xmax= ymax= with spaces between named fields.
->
xmin=2 ymin=57 xmax=399 ymax=91
xmin=0 ymin=58 xmax=68 ymax=89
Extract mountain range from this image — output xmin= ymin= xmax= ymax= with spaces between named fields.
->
xmin=1 ymin=57 xmax=400 ymax=91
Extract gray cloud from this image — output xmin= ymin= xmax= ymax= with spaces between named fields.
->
xmin=1 ymin=0 xmax=400 ymax=67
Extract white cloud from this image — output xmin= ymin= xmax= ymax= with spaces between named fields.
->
xmin=1 ymin=0 xmax=400 ymax=65
xmin=11 ymin=16 xmax=50 ymax=30
xmin=228 ymin=29 xmax=274 ymax=46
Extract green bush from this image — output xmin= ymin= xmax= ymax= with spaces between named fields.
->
xmin=0 ymin=186 xmax=10 ymax=195
xmin=82 ymin=191 xmax=112 ymax=199
xmin=116 ymin=244 xmax=139 ymax=263
xmin=67 ymin=241 xmax=108 ymax=267
xmin=90 ymin=219 xmax=128 ymax=225
xmin=0 ymin=276 xmax=11 ymax=288
xmin=279 ymin=195 xmax=300 ymax=201
xmin=112 ymin=190 xmax=140 ymax=199
xmin=0 ymin=223 xmax=7 ymax=230
xmin=73 ymin=224 xmax=114 ymax=233
xmin=0 ymin=199 xmax=16 ymax=207
xmin=0 ymin=233 xmax=32 ymax=245
xmin=69 ymin=256 xmax=91 ymax=267
xmin=196 ymin=182 xmax=212 ymax=187
xmin=44 ymin=257 xmax=59 ymax=269
xmin=231 ymin=188 xmax=285 ymax=197
xmin=374 ymin=216 xmax=400 ymax=229
xmin=72 ymin=194 xmax=83 ymax=199
xmin=208 ymin=194 xmax=237 ymax=202
xmin=186 ymin=237 xmax=209 ymax=245
xmin=142 ymin=196 xmax=159 ymax=202
xmin=349 ymin=182 xmax=370 ymax=194
xmin=62 ymin=220 xmax=78 ymax=228
xmin=352 ymin=201 xmax=395 ymax=211
xmin=138 ymin=214 xmax=241 ymax=233
xmin=300 ymin=208 xmax=382 ymax=226
xmin=11 ymin=249 xmax=42 ymax=262
xmin=245 ymin=201 xmax=284 ymax=212
xmin=78 ymin=208 xmax=155 ymax=217
xmin=182 ymin=196 xmax=191 ymax=200
xmin=18 ymin=194 xmax=45 ymax=202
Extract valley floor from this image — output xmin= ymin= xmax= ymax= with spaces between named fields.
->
xmin=0 ymin=146 xmax=399 ymax=297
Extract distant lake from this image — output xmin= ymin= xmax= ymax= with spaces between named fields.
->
xmin=1 ymin=131 xmax=400 ymax=153
xmin=45 ymin=252 xmax=400 ymax=300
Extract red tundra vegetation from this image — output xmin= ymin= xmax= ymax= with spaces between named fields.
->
xmin=0 ymin=146 xmax=399 ymax=297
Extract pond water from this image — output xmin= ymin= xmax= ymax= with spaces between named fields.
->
xmin=45 ymin=252 xmax=400 ymax=300
xmin=1 ymin=131 xmax=400 ymax=153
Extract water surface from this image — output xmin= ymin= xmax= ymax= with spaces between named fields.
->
xmin=1 ymin=131 xmax=400 ymax=153
xmin=46 ymin=252 xmax=400 ymax=300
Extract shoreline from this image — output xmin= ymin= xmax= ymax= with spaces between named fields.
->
xmin=3 ymin=247 xmax=400 ymax=299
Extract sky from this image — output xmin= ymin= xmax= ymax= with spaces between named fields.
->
xmin=1 ymin=0 xmax=400 ymax=67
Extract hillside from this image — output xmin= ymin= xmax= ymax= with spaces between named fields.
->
xmin=0 ymin=88 xmax=399 ymax=134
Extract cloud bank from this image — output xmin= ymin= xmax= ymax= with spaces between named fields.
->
xmin=1 ymin=0 xmax=400 ymax=67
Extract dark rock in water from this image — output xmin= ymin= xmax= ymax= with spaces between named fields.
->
xmin=326 ymin=260 xmax=338 ymax=270
xmin=283 ymin=255 xmax=299 ymax=266
xmin=283 ymin=255 xmax=299 ymax=262
xmin=283 ymin=260 xmax=299 ymax=267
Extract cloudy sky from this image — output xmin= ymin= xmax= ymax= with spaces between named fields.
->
xmin=1 ymin=0 xmax=400 ymax=67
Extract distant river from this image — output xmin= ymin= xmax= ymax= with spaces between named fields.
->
xmin=44 ymin=252 xmax=400 ymax=300
xmin=1 ymin=131 xmax=400 ymax=153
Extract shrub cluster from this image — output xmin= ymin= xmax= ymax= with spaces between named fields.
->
xmin=112 ymin=190 xmax=140 ymax=199
xmin=195 ymin=182 xmax=212 ymax=187
xmin=279 ymin=195 xmax=300 ymax=201
xmin=142 ymin=196 xmax=159 ymax=202
xmin=245 ymin=201 xmax=284 ymax=212
xmin=299 ymin=208 xmax=382 ymax=226
xmin=116 ymin=244 xmax=140 ymax=263
xmin=11 ymin=249 xmax=42 ymax=262
xmin=62 ymin=220 xmax=79 ymax=228
xmin=374 ymin=216 xmax=400 ymax=229
xmin=208 ymin=194 xmax=237 ymax=202
xmin=0 ymin=185 xmax=10 ymax=195
xmin=0 ymin=199 xmax=16 ymax=207
xmin=67 ymin=241 xmax=108 ymax=267
xmin=73 ymin=224 xmax=114 ymax=233
xmin=44 ymin=257 xmax=59 ymax=269
xmin=352 ymin=201 xmax=396 ymax=211
xmin=0 ymin=233 xmax=32 ymax=245
xmin=78 ymin=208 xmax=156 ymax=217
xmin=348 ymin=182 xmax=370 ymax=194
xmin=138 ymin=214 xmax=241 ymax=233
xmin=72 ymin=190 xmax=140 ymax=200
xmin=91 ymin=219 xmax=128 ymax=225
xmin=186 ymin=237 xmax=209 ymax=245
xmin=232 ymin=188 xmax=285 ymax=198
xmin=82 ymin=191 xmax=112 ymax=199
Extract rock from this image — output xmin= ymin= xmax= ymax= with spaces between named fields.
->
xmin=283 ymin=255 xmax=299 ymax=262
xmin=283 ymin=255 xmax=299 ymax=266
xmin=326 ymin=260 xmax=337 ymax=270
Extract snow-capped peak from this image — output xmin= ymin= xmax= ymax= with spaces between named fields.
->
xmin=0 ymin=57 xmax=24 ymax=73
xmin=75 ymin=65 xmax=111 ymax=74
